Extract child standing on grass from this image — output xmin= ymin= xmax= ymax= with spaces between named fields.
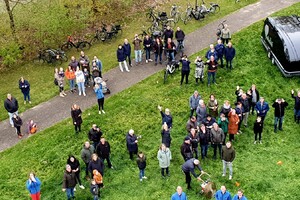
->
xmin=137 ymin=152 xmax=147 ymax=182
xmin=253 ymin=116 xmax=263 ymax=144
xmin=90 ymin=179 xmax=99 ymax=200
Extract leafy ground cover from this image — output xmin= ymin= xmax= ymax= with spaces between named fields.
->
xmin=0 ymin=0 xmax=257 ymax=121
xmin=1 ymin=2 xmax=300 ymax=199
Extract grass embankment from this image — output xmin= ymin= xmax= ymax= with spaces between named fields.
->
xmin=1 ymin=2 xmax=300 ymax=199
xmin=0 ymin=0 xmax=257 ymax=121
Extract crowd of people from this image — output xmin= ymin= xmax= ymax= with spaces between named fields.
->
xmin=2 ymin=21 xmax=300 ymax=200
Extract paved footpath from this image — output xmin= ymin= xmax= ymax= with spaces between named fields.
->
xmin=0 ymin=0 xmax=299 ymax=152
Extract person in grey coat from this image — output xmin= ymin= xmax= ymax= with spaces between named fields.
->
xmin=196 ymin=100 xmax=207 ymax=125
xmin=189 ymin=90 xmax=201 ymax=117
xmin=157 ymin=143 xmax=172 ymax=178
xmin=81 ymin=141 xmax=95 ymax=179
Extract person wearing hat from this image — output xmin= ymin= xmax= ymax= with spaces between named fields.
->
xmin=181 ymin=158 xmax=204 ymax=190
xmin=272 ymin=98 xmax=288 ymax=133
xmin=181 ymin=136 xmax=193 ymax=161
xmin=255 ymin=97 xmax=269 ymax=122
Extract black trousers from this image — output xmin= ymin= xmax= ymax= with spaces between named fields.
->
xmin=181 ymin=71 xmax=190 ymax=85
xmin=15 ymin=126 xmax=21 ymax=135
xmin=184 ymin=171 xmax=192 ymax=188
xmin=254 ymin=131 xmax=262 ymax=141
xmin=161 ymin=167 xmax=169 ymax=176
xmin=101 ymin=157 xmax=112 ymax=168
xmin=229 ymin=134 xmax=235 ymax=141
xmin=75 ymin=171 xmax=82 ymax=185
xmin=129 ymin=150 xmax=138 ymax=160
xmin=97 ymin=98 xmax=104 ymax=111
xmin=74 ymin=124 xmax=81 ymax=133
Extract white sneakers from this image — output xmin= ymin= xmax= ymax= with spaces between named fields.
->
xmin=102 ymin=110 xmax=105 ymax=114
xmin=99 ymin=110 xmax=105 ymax=114
xmin=83 ymin=92 xmax=86 ymax=96
xmin=79 ymin=185 xmax=85 ymax=189
xmin=142 ymin=176 xmax=147 ymax=179
xmin=229 ymin=175 xmax=232 ymax=180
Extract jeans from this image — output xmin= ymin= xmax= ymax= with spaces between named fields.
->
xmin=192 ymin=147 xmax=199 ymax=159
xmin=226 ymin=59 xmax=233 ymax=69
xmin=22 ymin=92 xmax=30 ymax=101
xmin=222 ymin=160 xmax=233 ymax=176
xmin=207 ymin=71 xmax=216 ymax=85
xmin=93 ymin=195 xmax=99 ymax=200
xmin=155 ymin=53 xmax=162 ymax=63
xmin=200 ymin=144 xmax=208 ymax=159
xmin=66 ymin=188 xmax=75 ymax=200
xmin=145 ymin=48 xmax=151 ymax=60
xmin=212 ymin=143 xmax=222 ymax=159
xmin=243 ymin=112 xmax=249 ymax=126
xmin=8 ymin=111 xmax=18 ymax=126
xmin=134 ymin=50 xmax=142 ymax=63
xmin=139 ymin=169 xmax=145 ymax=179
xmin=274 ymin=116 xmax=284 ymax=130
xmin=77 ymin=82 xmax=85 ymax=94
xmin=69 ymin=79 xmax=75 ymax=91
xmin=168 ymin=51 xmax=175 ymax=61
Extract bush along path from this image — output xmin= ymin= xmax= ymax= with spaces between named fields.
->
xmin=0 ymin=0 xmax=298 ymax=152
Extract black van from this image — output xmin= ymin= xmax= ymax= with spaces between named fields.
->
xmin=261 ymin=15 xmax=300 ymax=77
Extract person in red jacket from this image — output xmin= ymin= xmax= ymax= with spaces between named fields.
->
xmin=228 ymin=109 xmax=239 ymax=141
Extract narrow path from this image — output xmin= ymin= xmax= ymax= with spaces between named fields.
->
xmin=0 ymin=0 xmax=298 ymax=152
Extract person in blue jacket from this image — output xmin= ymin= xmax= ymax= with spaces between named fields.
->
xmin=215 ymin=185 xmax=231 ymax=200
xmin=232 ymin=189 xmax=247 ymax=200
xmin=26 ymin=172 xmax=41 ymax=200
xmin=180 ymin=55 xmax=191 ymax=85
xmin=123 ymin=39 xmax=132 ymax=67
xmin=171 ymin=186 xmax=187 ymax=200
xmin=224 ymin=42 xmax=236 ymax=70
xmin=255 ymin=97 xmax=269 ymax=122
xmin=19 ymin=77 xmax=31 ymax=104
xmin=158 ymin=105 xmax=173 ymax=129
xmin=181 ymin=158 xmax=204 ymax=190
xmin=215 ymin=39 xmax=225 ymax=68
xmin=94 ymin=83 xmax=105 ymax=114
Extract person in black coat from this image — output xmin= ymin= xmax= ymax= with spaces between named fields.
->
xmin=88 ymin=124 xmax=103 ymax=149
xmin=158 ymin=105 xmax=173 ymax=129
xmin=88 ymin=153 xmax=104 ymax=177
xmin=161 ymin=124 xmax=171 ymax=148
xmin=4 ymin=93 xmax=19 ymax=127
xmin=153 ymin=37 xmax=164 ymax=65
xmin=126 ymin=129 xmax=138 ymax=160
xmin=291 ymin=89 xmax=300 ymax=123
xmin=199 ymin=124 xmax=210 ymax=160
xmin=12 ymin=113 xmax=23 ymax=139
xmin=117 ymin=44 xmax=130 ymax=72
xmin=224 ymin=42 xmax=236 ymax=70
xmin=123 ymin=39 xmax=132 ymax=67
xmin=67 ymin=155 xmax=85 ymax=189
xmin=181 ymin=158 xmax=203 ymax=190
xmin=62 ymin=164 xmax=77 ymax=200
xmin=143 ymin=35 xmax=153 ymax=63
xmin=181 ymin=137 xmax=193 ymax=161
xmin=71 ymin=104 xmax=82 ymax=134
xmin=253 ymin=116 xmax=264 ymax=144
xmin=272 ymin=98 xmax=288 ymax=132
xmin=96 ymin=137 xmax=113 ymax=169
xmin=249 ymin=84 xmax=260 ymax=115
xmin=180 ymin=55 xmax=190 ymax=85
xmin=19 ymin=77 xmax=31 ymax=104
xmin=163 ymin=25 xmax=174 ymax=43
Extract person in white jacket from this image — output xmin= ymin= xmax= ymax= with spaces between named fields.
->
xmin=157 ymin=143 xmax=172 ymax=178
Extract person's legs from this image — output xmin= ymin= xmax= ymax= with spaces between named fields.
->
xmin=76 ymin=171 xmax=82 ymax=185
xmin=254 ymin=132 xmax=258 ymax=141
xmin=229 ymin=134 xmax=234 ymax=141
xmin=77 ymin=82 xmax=82 ymax=95
xmin=119 ymin=62 xmax=124 ymax=72
xmin=123 ymin=61 xmax=129 ymax=71
xmin=129 ymin=151 xmax=134 ymax=160
xmin=204 ymin=144 xmax=208 ymax=158
xmin=274 ymin=117 xmax=279 ymax=132
xmin=146 ymin=49 xmax=150 ymax=60
xmin=243 ymin=112 xmax=249 ymax=126
xmin=166 ymin=167 xmax=169 ymax=176
xmin=222 ymin=160 xmax=227 ymax=175
xmin=219 ymin=55 xmax=224 ymax=67
xmin=134 ymin=50 xmax=138 ymax=63
xmin=81 ymin=82 xmax=86 ymax=95
xmin=139 ymin=169 xmax=143 ymax=180
xmin=185 ymin=71 xmax=189 ymax=84
xmin=229 ymin=60 xmax=233 ymax=70
xmin=228 ymin=162 xmax=233 ymax=176
xmin=159 ymin=53 xmax=162 ymax=63
xmin=207 ymin=72 xmax=212 ymax=85
xmin=138 ymin=50 xmax=142 ymax=62
xmin=16 ymin=126 xmax=21 ymax=135
xmin=278 ymin=116 xmax=284 ymax=130
xmin=155 ymin=53 xmax=158 ymax=64
xmin=97 ymin=99 xmax=101 ymax=111
xmin=99 ymin=98 xmax=104 ymax=111
xmin=218 ymin=144 xmax=222 ymax=158
xmin=212 ymin=144 xmax=217 ymax=159
xmin=66 ymin=188 xmax=72 ymax=199
xmin=85 ymin=162 xmax=89 ymax=177
xmin=259 ymin=132 xmax=262 ymax=141
xmin=180 ymin=72 xmax=185 ymax=85
xmin=200 ymin=145 xmax=205 ymax=159
xmin=185 ymin=171 xmax=192 ymax=189
xmin=8 ymin=112 xmax=14 ymax=126
xmin=212 ymin=72 xmax=216 ymax=84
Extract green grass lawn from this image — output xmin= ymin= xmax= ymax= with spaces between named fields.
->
xmin=0 ymin=0 xmax=257 ymax=121
xmin=0 ymin=2 xmax=300 ymax=199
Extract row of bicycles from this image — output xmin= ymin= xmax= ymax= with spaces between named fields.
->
xmin=33 ymin=48 xmax=68 ymax=64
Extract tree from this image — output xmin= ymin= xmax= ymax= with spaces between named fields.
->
xmin=3 ymin=0 xmax=32 ymax=43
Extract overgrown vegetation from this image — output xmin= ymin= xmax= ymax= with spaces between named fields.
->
xmin=0 ymin=3 xmax=300 ymax=199
xmin=0 ymin=0 xmax=257 ymax=121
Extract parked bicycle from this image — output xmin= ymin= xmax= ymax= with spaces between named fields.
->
xmin=170 ymin=4 xmax=181 ymax=23
xmin=181 ymin=3 xmax=205 ymax=25
xmin=199 ymin=0 xmax=220 ymax=15
xmin=33 ymin=48 xmax=66 ymax=64
xmin=216 ymin=20 xmax=227 ymax=38
xmin=145 ymin=7 xmax=160 ymax=22
xmin=163 ymin=60 xmax=179 ymax=84
xmin=61 ymin=36 xmax=91 ymax=51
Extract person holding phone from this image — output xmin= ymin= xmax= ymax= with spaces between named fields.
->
xmin=26 ymin=172 xmax=41 ymax=200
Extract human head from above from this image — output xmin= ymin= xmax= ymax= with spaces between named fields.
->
xmin=20 ymin=77 xmax=24 ymax=83
xmin=199 ymin=99 xmax=205 ymax=106
xmin=193 ymin=90 xmax=198 ymax=97
xmin=217 ymin=39 xmax=222 ymax=44
xmin=190 ymin=116 xmax=196 ymax=122
xmin=256 ymin=116 xmax=262 ymax=122
xmin=71 ymin=56 xmax=75 ymax=61
xmin=210 ymin=94 xmax=215 ymax=100
xmin=242 ymin=93 xmax=247 ymax=99
xmin=176 ymin=186 xmax=183 ymax=195
xmin=177 ymin=27 xmax=181 ymax=31
xmin=134 ymin=34 xmax=138 ymax=38
xmin=184 ymin=136 xmax=190 ymax=144
xmin=200 ymin=124 xmax=205 ymax=131
xmin=210 ymin=44 xmax=214 ymax=50
xmin=228 ymin=42 xmax=232 ymax=48
xmin=80 ymin=51 xmax=85 ymax=57
xmin=213 ymin=122 xmax=219 ymax=130
xmin=206 ymin=114 xmax=212 ymax=120
xmin=54 ymin=68 xmax=58 ymax=73
xmin=224 ymin=24 xmax=228 ymax=29
xmin=13 ymin=113 xmax=18 ymax=119
xmin=124 ymin=38 xmax=128 ymax=44
xmin=277 ymin=98 xmax=282 ymax=104
xmin=69 ymin=155 xmax=75 ymax=162
xmin=66 ymin=164 xmax=71 ymax=172
xmin=221 ymin=185 xmax=226 ymax=193
xmin=237 ymin=189 xmax=244 ymax=198
xmin=167 ymin=38 xmax=172 ymax=43
xmin=260 ymin=97 xmax=264 ymax=103
xmin=210 ymin=55 xmax=215 ymax=62
xmin=165 ymin=108 xmax=170 ymax=115
xmin=193 ymin=159 xmax=200 ymax=165
xmin=92 ymin=124 xmax=97 ymax=130
xmin=226 ymin=141 xmax=232 ymax=148
xmin=93 ymin=56 xmax=98 ymax=60
xmin=251 ymin=84 xmax=256 ymax=90
xmin=145 ymin=35 xmax=149 ymax=39
xmin=224 ymin=100 xmax=230 ymax=106
xmin=84 ymin=141 xmax=90 ymax=148
xmin=160 ymin=143 xmax=166 ymax=151
xmin=100 ymin=137 xmax=105 ymax=144
xmin=7 ymin=93 xmax=12 ymax=100
xmin=166 ymin=25 xmax=170 ymax=30
xmin=231 ymin=109 xmax=236 ymax=115
xmin=118 ymin=44 xmax=122 ymax=49
xmin=92 ymin=153 xmax=98 ymax=161
xmin=129 ymin=129 xmax=134 ymax=136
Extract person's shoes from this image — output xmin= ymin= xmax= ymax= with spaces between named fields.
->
xmin=79 ymin=92 xmax=82 ymax=96
xmin=29 ymin=101 xmax=31 ymax=104
xmin=11 ymin=125 xmax=14 ymax=128
xmin=120 ymin=69 xmax=124 ymax=72
xmin=110 ymin=166 xmax=114 ymax=169
xmin=130 ymin=64 xmax=133 ymax=67
xmin=159 ymin=61 xmax=162 ymax=64
xmin=142 ymin=176 xmax=147 ymax=179
xmin=254 ymin=141 xmax=257 ymax=144
xmin=146 ymin=60 xmax=148 ymax=63
xmin=18 ymin=135 xmax=22 ymax=139
xmin=63 ymin=92 xmax=67 ymax=95
xmin=126 ymin=70 xmax=130 ymax=72
xmin=244 ymin=124 xmax=248 ymax=127
xmin=85 ymin=176 xmax=90 ymax=181
xmin=208 ymin=84 xmax=210 ymax=87
xmin=79 ymin=185 xmax=85 ymax=189
xmin=99 ymin=111 xmax=101 ymax=114
xmin=214 ymin=82 xmax=217 ymax=85
xmin=102 ymin=110 xmax=105 ymax=114
xmin=140 ymin=179 xmax=142 ymax=182
xmin=83 ymin=92 xmax=86 ymax=96
xmin=155 ymin=62 xmax=157 ymax=66
xmin=187 ymin=186 xmax=192 ymax=190
xmin=149 ymin=59 xmax=153 ymax=62
xmin=167 ymin=173 xmax=170 ymax=177
xmin=279 ymin=128 xmax=283 ymax=131
xmin=222 ymin=174 xmax=225 ymax=177
xmin=238 ymin=130 xmax=242 ymax=134
xmin=24 ymin=101 xmax=26 ymax=104
xmin=259 ymin=141 xmax=262 ymax=144
xmin=74 ymin=187 xmax=76 ymax=191
xmin=229 ymin=175 xmax=232 ymax=180
xmin=60 ymin=93 xmax=65 ymax=97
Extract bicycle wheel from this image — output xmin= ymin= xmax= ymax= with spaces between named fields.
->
xmin=90 ymin=37 xmax=99 ymax=44
xmin=33 ymin=56 xmax=45 ymax=64
xmin=163 ymin=69 xmax=169 ymax=84
xmin=181 ymin=12 xmax=191 ymax=25
xmin=173 ymin=12 xmax=180 ymax=23
xmin=61 ymin=54 xmax=68 ymax=62
xmin=167 ymin=19 xmax=176 ymax=29
xmin=78 ymin=41 xmax=91 ymax=50
xmin=99 ymin=32 xmax=107 ymax=42
xmin=61 ymin=43 xmax=72 ymax=51
xmin=51 ymin=57 xmax=63 ymax=65
xmin=209 ymin=5 xmax=220 ymax=14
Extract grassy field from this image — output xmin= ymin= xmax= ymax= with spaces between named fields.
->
xmin=0 ymin=2 xmax=300 ymax=199
xmin=0 ymin=0 xmax=257 ymax=121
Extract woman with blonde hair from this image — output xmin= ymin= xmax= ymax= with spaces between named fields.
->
xmin=157 ymin=143 xmax=172 ymax=178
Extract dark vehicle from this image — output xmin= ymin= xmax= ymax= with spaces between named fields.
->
xmin=261 ymin=15 xmax=300 ymax=77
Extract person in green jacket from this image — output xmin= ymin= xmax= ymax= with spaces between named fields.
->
xmin=218 ymin=113 xmax=229 ymax=144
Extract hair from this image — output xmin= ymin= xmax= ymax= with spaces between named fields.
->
xmin=238 ymin=189 xmax=244 ymax=194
